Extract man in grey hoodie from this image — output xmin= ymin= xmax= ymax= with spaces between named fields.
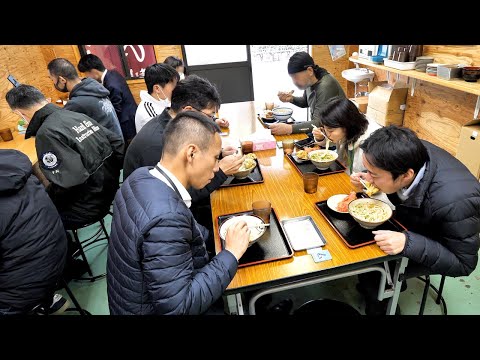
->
xmin=47 ymin=58 xmax=124 ymax=139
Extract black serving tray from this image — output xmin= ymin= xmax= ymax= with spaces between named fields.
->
xmin=217 ymin=208 xmax=294 ymax=268
xmin=293 ymin=136 xmax=316 ymax=149
xmin=314 ymin=196 xmax=407 ymax=248
xmin=257 ymin=114 xmax=296 ymax=128
xmin=220 ymin=159 xmax=264 ymax=188
xmin=286 ymin=153 xmax=346 ymax=176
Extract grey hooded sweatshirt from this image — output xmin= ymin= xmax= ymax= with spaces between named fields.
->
xmin=64 ymin=77 xmax=123 ymax=138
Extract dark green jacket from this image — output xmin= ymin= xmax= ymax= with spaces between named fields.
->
xmin=291 ymin=73 xmax=345 ymax=133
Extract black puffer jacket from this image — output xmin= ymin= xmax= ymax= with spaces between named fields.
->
xmin=0 ymin=150 xmax=67 ymax=313
xmin=388 ymin=141 xmax=480 ymax=277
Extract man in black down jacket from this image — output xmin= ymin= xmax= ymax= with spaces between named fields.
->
xmin=6 ymin=84 xmax=125 ymax=229
xmin=351 ymin=126 xmax=480 ymax=314
xmin=107 ymin=111 xmax=250 ymax=314
xmin=0 ymin=150 xmax=67 ymax=315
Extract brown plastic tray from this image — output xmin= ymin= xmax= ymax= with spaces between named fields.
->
xmin=217 ymin=208 xmax=293 ymax=268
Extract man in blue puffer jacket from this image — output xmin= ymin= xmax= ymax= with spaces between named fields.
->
xmin=107 ymin=111 xmax=250 ymax=314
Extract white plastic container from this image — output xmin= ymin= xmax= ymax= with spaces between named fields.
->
xmin=383 ymin=59 xmax=416 ymax=70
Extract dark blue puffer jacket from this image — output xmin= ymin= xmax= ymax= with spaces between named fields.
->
xmin=0 ymin=150 xmax=67 ymax=313
xmin=107 ymin=167 xmax=238 ymax=315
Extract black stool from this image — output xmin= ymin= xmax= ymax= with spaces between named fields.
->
xmin=60 ymin=278 xmax=91 ymax=315
xmin=69 ymin=216 xmax=110 ymax=282
xmin=416 ymin=275 xmax=447 ymax=315
xmin=32 ymin=277 xmax=91 ymax=315
xmin=294 ymin=299 xmax=361 ymax=316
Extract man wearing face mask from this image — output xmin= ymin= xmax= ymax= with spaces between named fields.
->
xmin=135 ymin=63 xmax=179 ymax=133
xmin=47 ymin=58 xmax=124 ymax=139
xmin=269 ymin=51 xmax=346 ymax=136
xmin=77 ymin=54 xmax=138 ymax=145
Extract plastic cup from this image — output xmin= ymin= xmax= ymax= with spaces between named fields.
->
xmin=252 ymin=200 xmax=272 ymax=224
xmin=282 ymin=140 xmax=294 ymax=154
xmin=303 ymin=172 xmax=319 ymax=194
xmin=0 ymin=128 xmax=13 ymax=142
xmin=241 ymin=141 xmax=254 ymax=154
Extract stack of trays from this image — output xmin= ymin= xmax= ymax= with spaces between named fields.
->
xmin=415 ymin=56 xmax=434 ymax=72
xmin=426 ymin=63 xmax=444 ymax=77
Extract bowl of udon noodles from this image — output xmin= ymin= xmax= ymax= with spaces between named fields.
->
xmin=348 ymin=198 xmax=393 ymax=229
xmin=307 ymin=149 xmax=338 ymax=170
xmin=233 ymin=153 xmax=257 ymax=179
xmin=272 ymin=107 xmax=293 ymax=121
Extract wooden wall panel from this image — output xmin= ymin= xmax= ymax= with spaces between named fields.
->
xmin=0 ymin=45 xmax=58 ymax=133
xmin=423 ymin=45 xmax=480 ymax=66
xmin=312 ymin=45 xmax=358 ymax=97
xmin=153 ymin=45 xmax=183 ymax=64
xmin=403 ymin=81 xmax=477 ymax=155
xmin=349 ymin=45 xmax=480 ymax=156
xmin=128 ymin=80 xmax=147 ymax=105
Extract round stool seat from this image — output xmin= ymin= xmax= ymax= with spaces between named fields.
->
xmin=294 ymin=299 xmax=361 ymax=316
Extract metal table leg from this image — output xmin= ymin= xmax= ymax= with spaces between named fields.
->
xmin=385 ymin=257 xmax=409 ymax=315
xmin=225 ymin=293 xmax=244 ymax=315
xmin=248 ymin=266 xmax=388 ymax=315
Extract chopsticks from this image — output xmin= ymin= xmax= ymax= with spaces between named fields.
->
xmin=359 ymin=178 xmax=369 ymax=190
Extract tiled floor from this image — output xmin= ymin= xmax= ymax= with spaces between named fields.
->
xmin=60 ymin=218 xmax=480 ymax=315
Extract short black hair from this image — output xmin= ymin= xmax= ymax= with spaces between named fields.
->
xmin=360 ymin=126 xmax=429 ymax=180
xmin=162 ymin=110 xmax=220 ymax=157
xmin=170 ymin=74 xmax=221 ymax=113
xmin=77 ymin=54 xmax=106 ymax=73
xmin=319 ymin=96 xmax=369 ymax=146
xmin=47 ymin=58 xmax=79 ymax=80
xmin=5 ymin=84 xmax=46 ymax=110
xmin=144 ymin=63 xmax=179 ymax=94
xmin=164 ymin=56 xmax=184 ymax=69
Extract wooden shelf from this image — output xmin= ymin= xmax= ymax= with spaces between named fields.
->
xmin=349 ymin=56 xmax=480 ymax=96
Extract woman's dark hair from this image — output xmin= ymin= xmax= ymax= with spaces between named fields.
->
xmin=144 ymin=63 xmax=180 ymax=94
xmin=164 ymin=56 xmax=187 ymax=75
xmin=319 ymin=96 xmax=368 ymax=146
xmin=170 ymin=74 xmax=221 ymax=113
xmin=287 ymin=51 xmax=328 ymax=80
xmin=360 ymin=125 xmax=429 ymax=180
xmin=77 ymin=54 xmax=106 ymax=73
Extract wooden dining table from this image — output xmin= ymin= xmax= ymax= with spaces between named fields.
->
xmin=212 ymin=101 xmax=408 ymax=315
xmin=0 ymin=131 xmax=37 ymax=164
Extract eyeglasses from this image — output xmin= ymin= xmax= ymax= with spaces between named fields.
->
xmin=191 ymin=106 xmax=217 ymax=121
